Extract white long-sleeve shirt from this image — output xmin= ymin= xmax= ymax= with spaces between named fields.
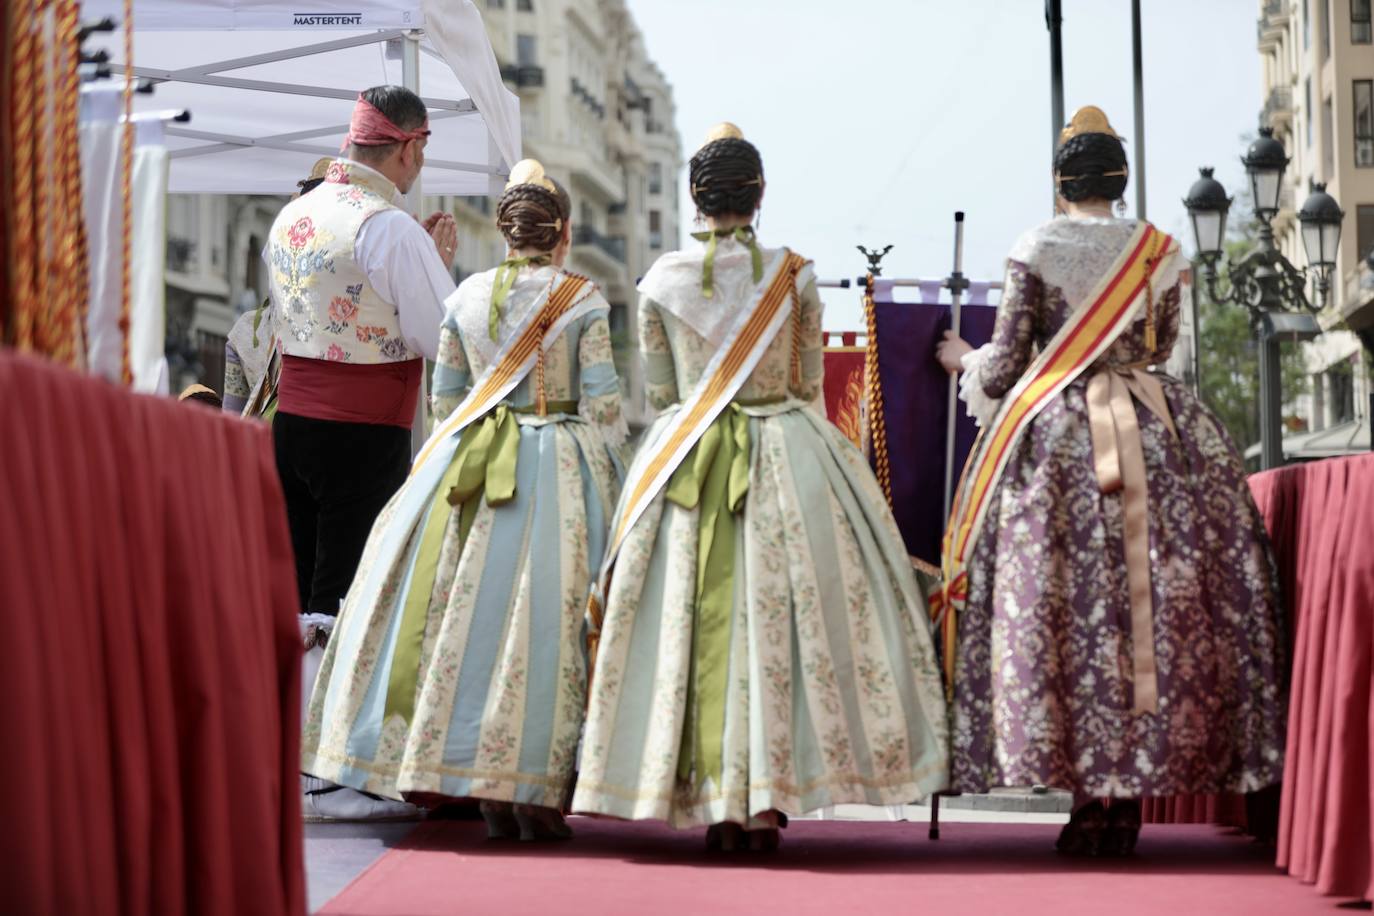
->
xmin=352 ymin=209 xmax=455 ymax=361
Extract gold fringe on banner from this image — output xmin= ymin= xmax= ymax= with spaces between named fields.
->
xmin=862 ymin=276 xmax=893 ymax=504
xmin=2 ymin=0 xmax=90 ymax=367
xmin=119 ymin=0 xmax=134 ymax=383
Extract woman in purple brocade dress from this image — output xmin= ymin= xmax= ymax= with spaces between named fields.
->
xmin=935 ymin=108 xmax=1286 ymax=856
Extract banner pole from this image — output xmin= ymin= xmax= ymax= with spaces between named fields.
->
xmin=943 ymin=212 xmax=967 ymax=522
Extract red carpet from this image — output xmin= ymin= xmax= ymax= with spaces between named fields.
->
xmin=319 ymin=819 xmax=1344 ymax=915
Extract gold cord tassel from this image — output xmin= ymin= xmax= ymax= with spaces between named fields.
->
xmin=535 ymin=318 xmax=548 ymax=416
xmin=1143 ymin=254 xmax=1158 ymax=355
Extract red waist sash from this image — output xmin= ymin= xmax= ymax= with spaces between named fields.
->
xmin=277 ymin=355 xmax=421 ymax=428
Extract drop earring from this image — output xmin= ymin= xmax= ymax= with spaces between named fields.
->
xmin=1116 ymin=197 xmax=1128 ymax=216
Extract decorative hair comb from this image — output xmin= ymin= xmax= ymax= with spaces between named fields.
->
xmin=1058 ymin=105 xmax=1121 ymax=145
xmin=506 ymin=158 xmax=559 ymax=193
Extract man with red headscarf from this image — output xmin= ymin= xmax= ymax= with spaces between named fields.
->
xmin=269 ymin=84 xmax=458 ymax=821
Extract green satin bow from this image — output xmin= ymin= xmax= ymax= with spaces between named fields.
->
xmin=490 ymin=255 xmax=552 ymax=341
xmin=690 ymin=226 xmax=763 ymax=299
xmin=382 ymin=406 xmax=521 ymax=726
xmin=251 ymin=297 xmax=271 ymax=348
xmin=666 ymin=404 xmax=752 ymax=787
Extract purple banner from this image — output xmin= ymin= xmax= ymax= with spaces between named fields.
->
xmin=871 ymin=291 xmax=997 ymax=568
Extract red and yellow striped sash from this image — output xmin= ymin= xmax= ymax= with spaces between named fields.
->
xmin=412 ymin=272 xmax=591 ymax=474
xmin=937 ymin=222 xmax=1175 ymax=686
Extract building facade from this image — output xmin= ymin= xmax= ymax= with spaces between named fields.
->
xmin=452 ymin=0 xmax=683 ymax=428
xmin=165 ymin=0 xmax=681 ymax=430
xmin=1258 ymin=0 xmax=1374 ymax=445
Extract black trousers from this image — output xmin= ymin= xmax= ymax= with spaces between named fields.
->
xmin=272 ymin=411 xmax=411 ymax=615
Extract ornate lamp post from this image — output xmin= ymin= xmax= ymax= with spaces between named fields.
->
xmin=1183 ymin=127 xmax=1344 ymax=470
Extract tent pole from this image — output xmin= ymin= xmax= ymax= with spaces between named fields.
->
xmin=401 ymin=31 xmax=422 ymax=210
xmin=402 ymin=29 xmax=428 ymax=455
xmin=1131 ymin=0 xmax=1146 ymax=219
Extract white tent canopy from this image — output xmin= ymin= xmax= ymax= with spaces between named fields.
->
xmin=80 ymin=0 xmax=520 ymax=196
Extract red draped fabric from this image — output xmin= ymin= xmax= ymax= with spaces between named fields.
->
xmin=0 ymin=351 xmax=305 ymax=915
xmin=1141 ymin=794 xmax=1248 ymax=827
xmin=1258 ymin=454 xmax=1374 ymax=901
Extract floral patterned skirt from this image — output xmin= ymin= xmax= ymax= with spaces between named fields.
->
xmin=951 ymin=374 xmax=1286 ymax=798
xmin=301 ymin=416 xmax=621 ymax=807
xmin=572 ymin=402 xmax=949 ymax=828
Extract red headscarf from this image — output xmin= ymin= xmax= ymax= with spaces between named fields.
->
xmin=340 ymin=94 xmax=431 ymax=153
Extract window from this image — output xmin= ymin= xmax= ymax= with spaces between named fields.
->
xmin=516 ymin=0 xmax=534 ymax=9
xmin=1322 ymin=0 xmax=1332 ymax=57
xmin=649 ymin=209 xmax=662 ymax=249
xmin=1328 ymin=363 xmax=1355 ymax=424
xmin=516 ymin=34 xmax=536 ymax=67
xmin=245 ymin=233 xmax=262 ymax=297
xmin=1323 ymin=95 xmax=1335 ymax=178
xmin=1356 ymin=80 xmax=1374 ymax=167
xmin=487 ymin=0 xmax=505 ymax=7
xmin=608 ymin=302 xmax=628 ymax=339
xmin=1356 ymin=0 xmax=1373 ymax=42
xmin=648 ymin=162 xmax=663 ymax=195
xmin=1304 ymin=0 xmax=1311 ymax=47
xmin=1306 ymin=78 xmax=1313 ymax=147
xmin=1357 ymin=205 xmax=1374 ymax=260
xmin=195 ymin=330 xmax=227 ymax=394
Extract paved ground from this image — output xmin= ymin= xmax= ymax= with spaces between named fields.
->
xmin=304 ymin=791 xmax=1073 ymax=912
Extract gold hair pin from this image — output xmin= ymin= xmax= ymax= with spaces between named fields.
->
xmin=1056 ymin=168 xmax=1129 ymax=182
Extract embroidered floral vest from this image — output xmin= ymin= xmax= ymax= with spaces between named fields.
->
xmin=268 ymin=160 xmax=419 ymax=364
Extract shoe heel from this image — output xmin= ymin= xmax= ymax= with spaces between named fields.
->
xmin=512 ymin=808 xmax=538 ymax=842
xmin=479 ymin=802 xmax=519 ymax=840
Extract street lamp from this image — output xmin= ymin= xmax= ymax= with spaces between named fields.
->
xmin=1183 ymin=127 xmax=1343 ymax=470
xmin=1242 ymin=128 xmax=1289 ymax=219
xmin=1183 ymin=167 xmax=1230 ymax=264
xmin=1298 ymin=182 xmax=1344 ymax=298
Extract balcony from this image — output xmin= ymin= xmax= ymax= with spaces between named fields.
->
xmin=574 ymin=224 xmax=626 ymax=263
xmin=567 ymin=149 xmax=625 ymax=204
xmin=1257 ymin=0 xmax=1287 ymax=49
xmin=1263 ymin=85 xmax=1293 ymax=131
xmin=1341 ymin=259 xmax=1374 ymax=323
xmin=516 ymin=66 xmax=544 ymax=88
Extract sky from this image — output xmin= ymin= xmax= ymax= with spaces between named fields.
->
xmin=624 ymin=0 xmax=1263 ymax=331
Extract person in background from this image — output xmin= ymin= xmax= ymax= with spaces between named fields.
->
xmin=177 ymin=383 xmax=222 ymax=409
xmin=223 ymin=159 xmax=332 ymax=416
xmin=266 ymin=84 xmax=457 ymax=822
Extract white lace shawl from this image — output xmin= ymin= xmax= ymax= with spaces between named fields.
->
xmin=960 ymin=217 xmax=1187 ymax=427
xmin=638 ymin=235 xmax=816 ymax=347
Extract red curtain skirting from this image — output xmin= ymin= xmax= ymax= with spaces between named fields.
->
xmin=0 ymin=351 xmax=305 ymax=915
xmin=1258 ymin=454 xmax=1374 ymax=900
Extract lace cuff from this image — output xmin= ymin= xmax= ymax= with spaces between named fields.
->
xmin=300 ymin=612 xmax=336 ymax=651
xmin=959 ymin=344 xmax=1002 ymax=428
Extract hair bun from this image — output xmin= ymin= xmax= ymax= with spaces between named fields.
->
xmin=689 ymin=131 xmax=764 ymax=219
